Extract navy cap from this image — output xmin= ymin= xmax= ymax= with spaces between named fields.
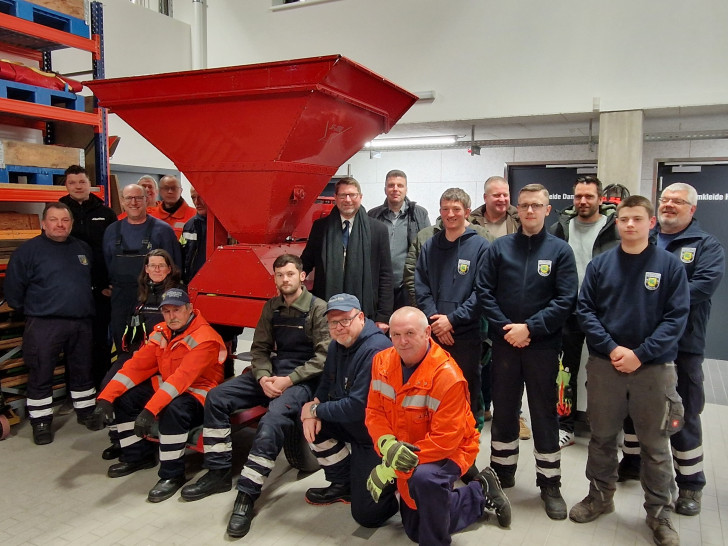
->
xmin=160 ymin=288 xmax=190 ymax=307
xmin=325 ymin=293 xmax=361 ymax=315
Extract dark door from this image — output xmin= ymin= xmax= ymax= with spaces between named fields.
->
xmin=657 ymin=163 xmax=728 ymax=360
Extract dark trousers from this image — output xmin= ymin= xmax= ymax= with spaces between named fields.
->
xmin=23 ymin=316 xmax=95 ymax=425
xmin=310 ymin=420 xmax=398 ymax=527
xmin=490 ymin=342 xmax=561 ymax=487
xmin=201 ymin=373 xmax=314 ymax=500
xmin=114 ymin=380 xmax=204 ymax=479
xmin=622 ymin=352 xmax=706 ymax=491
xmin=438 ymin=336 xmax=481 ymax=420
xmin=480 ymin=342 xmax=492 ymax=412
xmin=91 ymin=291 xmax=112 ymax=389
xmin=400 ymin=459 xmax=484 ymax=546
xmin=558 ymin=314 xmax=585 ymax=433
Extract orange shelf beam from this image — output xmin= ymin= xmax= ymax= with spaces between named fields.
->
xmin=0 ymin=97 xmax=101 ymax=127
xmin=0 ymin=13 xmax=98 ymax=56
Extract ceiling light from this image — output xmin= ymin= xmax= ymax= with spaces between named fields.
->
xmin=364 ymin=135 xmax=458 ymax=149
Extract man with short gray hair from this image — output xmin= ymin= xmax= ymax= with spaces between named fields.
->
xmin=153 ymin=175 xmax=196 ymax=238
xmin=470 ymin=176 xmax=520 ymax=238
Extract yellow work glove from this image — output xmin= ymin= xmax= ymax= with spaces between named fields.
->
xmin=367 ymin=462 xmax=397 ymax=503
xmin=378 ymin=434 xmax=420 ymax=472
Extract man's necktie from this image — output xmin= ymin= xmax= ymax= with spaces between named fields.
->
xmin=342 ymin=220 xmax=350 ymax=249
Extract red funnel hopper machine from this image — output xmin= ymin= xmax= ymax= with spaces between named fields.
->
xmin=87 ymin=55 xmax=417 ymax=326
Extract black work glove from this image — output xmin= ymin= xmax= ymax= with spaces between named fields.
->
xmin=133 ymin=408 xmax=156 ymax=438
xmin=86 ymin=399 xmax=114 ymax=431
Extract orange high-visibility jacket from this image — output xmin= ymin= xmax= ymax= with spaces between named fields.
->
xmin=99 ymin=312 xmax=226 ymax=415
xmin=366 ymin=342 xmax=479 ymax=509
xmin=151 ymin=200 xmax=196 ymax=238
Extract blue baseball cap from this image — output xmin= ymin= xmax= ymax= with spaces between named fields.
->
xmin=160 ymin=288 xmax=190 ymax=307
xmin=325 ymin=293 xmax=361 ymax=315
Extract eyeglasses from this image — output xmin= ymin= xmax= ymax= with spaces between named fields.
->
xmin=516 ymin=203 xmax=546 ymax=211
xmin=328 ymin=313 xmax=358 ymax=329
xmin=146 ymin=263 xmax=170 ymax=270
xmin=123 ymin=196 xmax=145 ymax=202
xmin=658 ymin=197 xmax=691 ymax=206
xmin=336 ymin=193 xmax=361 ymax=200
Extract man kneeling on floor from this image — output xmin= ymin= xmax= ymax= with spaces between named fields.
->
xmin=87 ymin=288 xmax=226 ymax=501
xmin=300 ymin=293 xmax=397 ymax=527
xmin=366 ymin=307 xmax=511 ymax=545
xmin=180 ymin=253 xmax=329 ymax=538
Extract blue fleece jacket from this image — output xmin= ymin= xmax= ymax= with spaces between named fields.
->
xmin=415 ymin=227 xmax=489 ymax=340
xmin=577 ymin=244 xmax=689 ymax=365
xmin=477 ymin=226 xmax=577 ymax=348
xmin=650 ymin=220 xmax=725 ymax=355
xmin=314 ymin=319 xmax=392 ymax=424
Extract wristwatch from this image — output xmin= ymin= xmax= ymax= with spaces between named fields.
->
xmin=310 ymin=403 xmax=319 ymax=418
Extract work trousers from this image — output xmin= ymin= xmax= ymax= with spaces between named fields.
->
xmin=201 ymin=373 xmax=314 ymax=500
xmin=310 ymin=419 xmax=398 ymax=527
xmin=437 ymin=336 xmax=481 ymax=421
xmin=585 ymin=355 xmax=680 ymax=517
xmin=23 ymin=316 xmax=95 ymax=425
xmin=400 ymin=459 xmax=484 ymax=546
xmin=558 ymin=314 xmax=585 ymax=433
xmin=621 ymin=352 xmax=705 ymax=491
xmin=91 ymin=291 xmax=112 ymax=389
xmin=114 ymin=380 xmax=204 ymax=479
xmin=490 ymin=342 xmax=561 ymax=488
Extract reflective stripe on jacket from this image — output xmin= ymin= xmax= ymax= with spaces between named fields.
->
xmin=99 ymin=311 xmax=226 ymax=415
xmin=365 ymin=342 xmax=479 ymax=509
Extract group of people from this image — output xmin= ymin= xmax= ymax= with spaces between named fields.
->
xmin=4 ymin=165 xmax=724 ymax=546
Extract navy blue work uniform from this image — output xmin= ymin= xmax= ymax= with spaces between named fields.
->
xmin=202 ymin=301 xmax=318 ymax=500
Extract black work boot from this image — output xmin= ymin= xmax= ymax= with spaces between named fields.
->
xmin=675 ymin=489 xmax=702 ymax=516
xmin=181 ymin=468 xmax=233 ymax=501
xmin=102 ymin=442 xmax=122 ymax=460
xmin=540 ymin=485 xmax=567 ymax=520
xmin=107 ymin=454 xmax=157 ymax=478
xmin=305 ymin=482 xmax=352 ymax=505
xmin=148 ymin=475 xmax=188 ymax=503
xmin=476 ymin=467 xmax=511 ymax=527
xmin=227 ymin=492 xmax=255 ymax=538
xmin=32 ymin=422 xmax=53 ymax=445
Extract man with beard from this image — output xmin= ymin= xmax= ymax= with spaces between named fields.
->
xmin=550 ymin=176 xmax=619 ymax=448
xmin=302 ymin=176 xmax=393 ymax=330
xmin=179 ymin=254 xmax=329 ymax=538
xmin=617 ymin=183 xmax=724 ymax=517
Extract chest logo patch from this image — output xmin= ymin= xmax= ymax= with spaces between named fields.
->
xmin=537 ymin=260 xmax=552 ymax=277
xmin=680 ymin=247 xmax=696 ymax=264
xmin=457 ymin=259 xmax=470 ymax=275
xmin=645 ymin=271 xmax=661 ymax=290
xmin=78 ymin=254 xmax=89 ymax=266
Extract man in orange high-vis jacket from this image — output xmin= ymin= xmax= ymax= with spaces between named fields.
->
xmin=88 ymin=288 xmax=226 ymax=503
xmin=365 ymin=307 xmax=511 ymax=545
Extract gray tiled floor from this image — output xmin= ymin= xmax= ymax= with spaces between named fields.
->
xmin=704 ymin=359 xmax=728 ymax=406
xmin=0 ymin=400 xmax=726 ymax=545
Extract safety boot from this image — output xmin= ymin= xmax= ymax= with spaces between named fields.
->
xmin=646 ymin=514 xmax=680 ymax=546
xmin=181 ymin=468 xmax=233 ymax=501
xmin=476 ymin=467 xmax=511 ymax=527
xmin=569 ymin=494 xmax=615 ymax=523
xmin=675 ymin=488 xmax=701 ymax=516
xmin=227 ymin=492 xmax=255 ymax=538
xmin=305 ymin=482 xmax=351 ymax=505
xmin=540 ymin=485 xmax=567 ymax=520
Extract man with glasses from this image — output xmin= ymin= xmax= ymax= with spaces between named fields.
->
xmin=151 ymin=175 xmax=196 ymax=238
xmin=302 ymin=176 xmax=393 ymax=330
xmin=476 ymin=184 xmax=577 ymax=520
xmin=178 ymin=254 xmax=329 ymax=538
xmin=103 ymin=184 xmax=181 ymax=357
xmin=617 ymin=183 xmax=724 ymax=517
xmin=299 ymin=293 xmax=397 ymax=527
xmin=549 ymin=176 xmax=620 ymax=448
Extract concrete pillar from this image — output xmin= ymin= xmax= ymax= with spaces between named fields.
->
xmin=597 ymin=110 xmax=644 ymax=196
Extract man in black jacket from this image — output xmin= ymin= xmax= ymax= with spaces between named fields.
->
xmin=477 ymin=184 xmax=577 ymax=520
xmin=60 ymin=165 xmax=117 ymax=388
xmin=368 ymin=170 xmax=430 ymax=309
xmin=549 ymin=176 xmax=619 ymax=448
xmin=302 ymin=176 xmax=393 ymax=329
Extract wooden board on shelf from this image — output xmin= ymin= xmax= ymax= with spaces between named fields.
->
xmin=27 ymin=0 xmax=86 ymax=21
xmin=0 ymin=211 xmax=39 ymax=230
xmin=1 ymin=139 xmax=83 ymax=169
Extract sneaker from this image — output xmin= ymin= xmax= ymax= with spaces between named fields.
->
xmin=646 ymin=514 xmax=680 ymax=546
xmin=519 ymin=416 xmax=531 ymax=440
xmin=476 ymin=467 xmax=511 ymax=527
xmin=617 ymin=456 xmax=640 ymax=482
xmin=569 ymin=494 xmax=615 ymax=523
xmin=540 ymin=486 xmax=567 ymax=520
xmin=305 ymin=482 xmax=351 ymax=505
xmin=559 ymin=429 xmax=575 ymax=449
xmin=675 ymin=489 xmax=702 ymax=516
